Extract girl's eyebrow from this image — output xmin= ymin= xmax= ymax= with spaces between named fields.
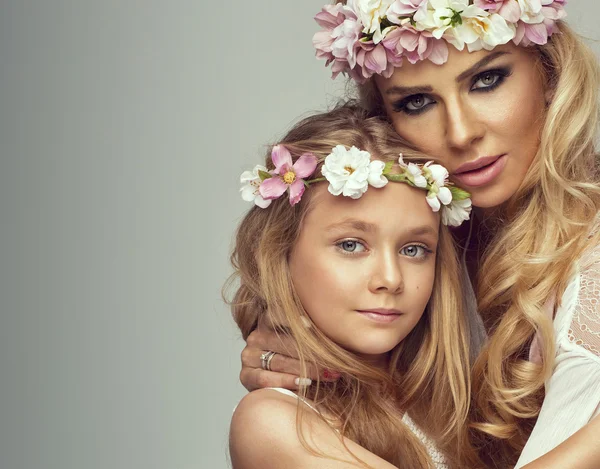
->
xmin=326 ymin=219 xmax=377 ymax=233
xmin=325 ymin=219 xmax=438 ymax=239
xmin=385 ymin=51 xmax=511 ymax=96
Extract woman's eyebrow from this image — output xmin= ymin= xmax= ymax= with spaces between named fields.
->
xmin=385 ymin=51 xmax=511 ymax=96
xmin=385 ymin=85 xmax=433 ymax=96
xmin=455 ymin=50 xmax=510 ymax=83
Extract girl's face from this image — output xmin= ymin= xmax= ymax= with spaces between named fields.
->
xmin=375 ymin=43 xmax=547 ymax=209
xmin=289 ymin=181 xmax=439 ymax=367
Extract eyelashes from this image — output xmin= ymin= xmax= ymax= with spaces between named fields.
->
xmin=391 ymin=66 xmax=513 ymax=116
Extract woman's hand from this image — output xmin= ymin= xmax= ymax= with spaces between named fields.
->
xmin=240 ymin=325 xmax=340 ymax=391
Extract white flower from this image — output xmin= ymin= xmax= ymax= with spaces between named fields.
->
xmin=367 ymin=159 xmax=389 ymax=188
xmin=398 ymin=155 xmax=427 ymax=188
xmin=423 ymin=162 xmax=452 ymax=211
xmin=426 ymin=186 xmax=453 ymax=211
xmin=240 ymin=164 xmax=272 ymax=208
xmin=424 ymin=162 xmax=450 ymax=187
xmin=353 ymin=0 xmax=395 ymax=43
xmin=463 ymin=13 xmax=516 ymax=51
xmin=322 ymin=145 xmax=387 ymax=199
xmin=517 ymin=0 xmax=545 ymax=24
xmin=442 ymin=197 xmax=472 ymax=226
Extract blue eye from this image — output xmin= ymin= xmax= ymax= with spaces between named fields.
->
xmin=337 ymin=240 xmax=366 ymax=253
xmin=400 ymin=245 xmax=430 ymax=258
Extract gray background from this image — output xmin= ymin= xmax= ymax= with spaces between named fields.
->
xmin=0 ymin=2 xmax=597 ymax=469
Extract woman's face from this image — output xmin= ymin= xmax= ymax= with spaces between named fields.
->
xmin=289 ymin=181 xmax=439 ymax=367
xmin=375 ymin=43 xmax=547 ymax=209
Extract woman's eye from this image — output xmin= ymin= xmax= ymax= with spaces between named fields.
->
xmin=337 ymin=240 xmax=366 ymax=253
xmin=471 ymin=68 xmax=511 ymax=91
xmin=400 ymin=245 xmax=429 ymax=258
xmin=394 ymin=94 xmax=435 ymax=115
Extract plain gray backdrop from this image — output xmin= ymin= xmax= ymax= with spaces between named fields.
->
xmin=0 ymin=2 xmax=597 ymax=469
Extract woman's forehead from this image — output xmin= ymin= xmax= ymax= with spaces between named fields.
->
xmin=376 ymin=43 xmax=530 ymax=87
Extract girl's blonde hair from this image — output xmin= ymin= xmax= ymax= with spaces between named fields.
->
xmin=355 ymin=21 xmax=600 ymax=467
xmin=226 ymin=105 xmax=478 ymax=468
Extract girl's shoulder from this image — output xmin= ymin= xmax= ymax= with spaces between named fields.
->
xmin=229 ymin=388 xmax=309 ymax=469
xmin=229 ymin=389 xmax=398 ymax=469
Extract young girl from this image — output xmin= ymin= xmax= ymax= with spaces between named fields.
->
xmin=240 ymin=2 xmax=600 ymax=468
xmin=227 ymin=105 xmax=476 ymax=468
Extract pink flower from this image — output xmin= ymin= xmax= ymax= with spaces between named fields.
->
xmin=387 ymin=0 xmax=428 ymax=24
xmin=313 ymin=4 xmax=362 ymax=78
xmin=473 ymin=0 xmax=521 ymax=22
xmin=513 ymin=1 xmax=565 ymax=46
xmin=350 ymin=40 xmax=396 ymax=83
xmin=259 ymin=145 xmax=318 ymax=206
xmin=383 ymin=24 xmax=449 ymax=65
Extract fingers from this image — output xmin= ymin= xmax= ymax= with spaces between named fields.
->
xmin=247 ymin=327 xmax=299 ymax=358
xmin=240 ymin=367 xmax=309 ymax=392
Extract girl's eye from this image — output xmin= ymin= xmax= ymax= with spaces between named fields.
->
xmin=471 ymin=68 xmax=511 ymax=92
xmin=337 ymin=240 xmax=366 ymax=253
xmin=400 ymin=245 xmax=430 ymax=258
xmin=393 ymin=94 xmax=435 ymax=115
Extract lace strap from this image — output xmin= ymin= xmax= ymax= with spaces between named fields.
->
xmin=568 ymin=225 xmax=600 ymax=357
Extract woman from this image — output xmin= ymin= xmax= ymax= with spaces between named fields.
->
xmin=229 ymin=105 xmax=476 ymax=468
xmin=238 ymin=2 xmax=600 ymax=468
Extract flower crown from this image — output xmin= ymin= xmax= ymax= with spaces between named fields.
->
xmin=313 ymin=0 xmax=566 ymax=83
xmin=240 ymin=144 xmax=472 ymax=227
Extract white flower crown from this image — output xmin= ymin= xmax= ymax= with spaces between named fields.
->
xmin=313 ymin=0 xmax=566 ymax=83
xmin=240 ymin=144 xmax=472 ymax=227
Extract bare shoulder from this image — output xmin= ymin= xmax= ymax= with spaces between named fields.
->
xmin=229 ymin=389 xmax=398 ymax=469
xmin=229 ymin=389 xmax=309 ymax=469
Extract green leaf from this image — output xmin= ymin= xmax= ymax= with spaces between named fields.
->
xmin=258 ymin=170 xmax=272 ymax=181
xmin=450 ymin=186 xmax=471 ymax=201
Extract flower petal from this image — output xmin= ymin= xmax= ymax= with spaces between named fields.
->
xmin=270 ymin=145 xmax=293 ymax=174
xmin=438 ymin=186 xmax=453 ymax=205
xmin=259 ymin=177 xmax=288 ymax=200
xmin=254 ymin=195 xmax=272 ymax=209
xmin=241 ymin=184 xmax=258 ymax=202
xmin=293 ymin=153 xmax=318 ymax=178
xmin=426 ymin=193 xmax=441 ymax=212
xmin=288 ymin=179 xmax=306 ymax=206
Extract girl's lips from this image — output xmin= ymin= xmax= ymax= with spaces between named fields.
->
xmin=357 ymin=310 xmax=402 ymax=324
xmin=452 ymin=154 xmax=507 ymax=188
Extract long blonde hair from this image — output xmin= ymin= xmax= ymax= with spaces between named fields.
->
xmin=226 ymin=105 xmax=477 ymax=468
xmin=355 ymin=21 xmax=600 ymax=467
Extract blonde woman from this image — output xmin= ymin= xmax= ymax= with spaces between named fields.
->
xmin=228 ymin=105 xmax=477 ymax=468
xmin=239 ymin=2 xmax=600 ymax=468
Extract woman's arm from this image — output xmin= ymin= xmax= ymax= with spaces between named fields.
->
xmin=229 ymin=389 xmax=398 ymax=469
xmin=521 ymin=415 xmax=600 ymax=469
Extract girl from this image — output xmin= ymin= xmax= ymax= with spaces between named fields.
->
xmin=239 ymin=2 xmax=600 ymax=468
xmin=227 ymin=105 xmax=476 ymax=468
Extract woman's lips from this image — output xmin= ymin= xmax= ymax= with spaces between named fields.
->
xmin=452 ymin=154 xmax=507 ymax=188
xmin=357 ymin=309 xmax=402 ymax=324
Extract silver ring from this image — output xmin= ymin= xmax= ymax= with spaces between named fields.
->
xmin=260 ymin=351 xmax=277 ymax=371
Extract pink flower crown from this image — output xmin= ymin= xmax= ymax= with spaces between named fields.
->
xmin=313 ymin=0 xmax=567 ymax=83
xmin=240 ymin=144 xmax=472 ymax=227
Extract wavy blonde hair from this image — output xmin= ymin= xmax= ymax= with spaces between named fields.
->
xmin=226 ymin=105 xmax=478 ymax=468
xmin=354 ymin=21 xmax=600 ymax=467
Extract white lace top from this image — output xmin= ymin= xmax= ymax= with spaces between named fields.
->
xmin=514 ymin=236 xmax=600 ymax=467
xmin=267 ymin=387 xmax=448 ymax=469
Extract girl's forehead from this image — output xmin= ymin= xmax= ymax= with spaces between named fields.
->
xmin=304 ymin=182 xmax=440 ymax=237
